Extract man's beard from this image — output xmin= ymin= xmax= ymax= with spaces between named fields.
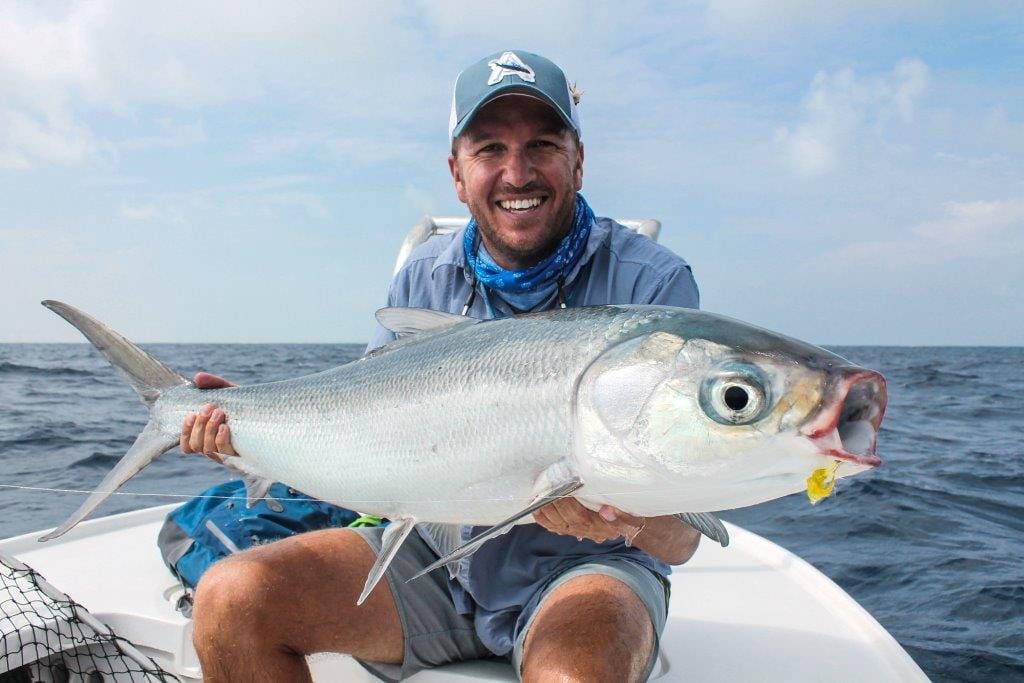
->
xmin=470 ymin=191 xmax=577 ymax=269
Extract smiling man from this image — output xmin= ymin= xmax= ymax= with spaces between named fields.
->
xmin=188 ymin=51 xmax=703 ymax=682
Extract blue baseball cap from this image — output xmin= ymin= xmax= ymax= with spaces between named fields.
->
xmin=448 ymin=50 xmax=581 ymax=142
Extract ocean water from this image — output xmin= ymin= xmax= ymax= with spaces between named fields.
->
xmin=0 ymin=343 xmax=1021 ymax=681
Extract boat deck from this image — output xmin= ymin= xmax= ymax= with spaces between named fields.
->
xmin=0 ymin=505 xmax=926 ymax=681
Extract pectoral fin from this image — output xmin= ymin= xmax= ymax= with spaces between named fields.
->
xmin=357 ymin=516 xmax=417 ymax=605
xmin=408 ymin=478 xmax=583 ymax=582
xmin=675 ymin=512 xmax=729 ymax=547
xmin=375 ymin=307 xmax=472 ymax=337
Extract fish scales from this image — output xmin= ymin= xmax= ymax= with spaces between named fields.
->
xmin=153 ymin=310 xmax=621 ymax=524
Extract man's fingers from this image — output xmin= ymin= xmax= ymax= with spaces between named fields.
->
xmin=600 ymin=505 xmax=642 ymax=530
xmin=203 ymin=409 xmax=224 ymax=455
xmin=215 ymin=424 xmax=235 ymax=458
xmin=540 ymin=500 xmax=575 ymax=532
xmin=533 ymin=506 xmax=555 ymax=530
xmin=180 ymin=414 xmax=196 ymax=454
xmin=534 ymin=503 xmax=575 ymax=535
xmin=598 ymin=505 xmax=646 ymax=544
xmin=188 ymin=405 xmax=213 ymax=453
xmin=551 ymin=498 xmax=591 ymax=529
xmin=194 ymin=372 xmax=235 ymax=390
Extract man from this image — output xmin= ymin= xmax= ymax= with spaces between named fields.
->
xmin=182 ymin=50 xmax=702 ymax=682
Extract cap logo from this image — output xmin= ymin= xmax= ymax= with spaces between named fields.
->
xmin=487 ymin=52 xmax=535 ymax=86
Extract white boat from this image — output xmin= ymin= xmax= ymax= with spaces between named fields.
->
xmin=0 ymin=505 xmax=927 ymax=682
xmin=0 ymin=217 xmax=928 ymax=681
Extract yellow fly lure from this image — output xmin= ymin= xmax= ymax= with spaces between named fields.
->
xmin=806 ymin=460 xmax=842 ymax=504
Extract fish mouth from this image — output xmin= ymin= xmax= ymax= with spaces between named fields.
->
xmin=803 ymin=369 xmax=887 ymax=468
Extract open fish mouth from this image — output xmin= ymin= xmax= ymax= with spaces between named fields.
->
xmin=804 ymin=370 xmax=887 ymax=468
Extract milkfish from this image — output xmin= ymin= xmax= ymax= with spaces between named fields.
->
xmin=40 ymin=301 xmax=887 ymax=603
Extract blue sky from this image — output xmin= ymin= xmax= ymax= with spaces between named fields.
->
xmin=1 ymin=1 xmax=1021 ymax=345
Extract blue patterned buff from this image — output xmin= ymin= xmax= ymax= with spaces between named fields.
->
xmin=463 ymin=193 xmax=594 ymax=293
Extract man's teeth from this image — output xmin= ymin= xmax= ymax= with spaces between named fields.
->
xmin=499 ymin=197 xmax=542 ymax=211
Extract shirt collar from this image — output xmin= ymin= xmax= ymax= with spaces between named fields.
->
xmin=431 ymin=216 xmax=612 ymax=289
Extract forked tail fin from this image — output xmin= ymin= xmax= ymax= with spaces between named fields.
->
xmin=42 ymin=300 xmax=187 ymax=404
xmin=38 ymin=300 xmax=188 ymax=541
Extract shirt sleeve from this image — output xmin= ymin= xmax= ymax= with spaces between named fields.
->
xmin=642 ymin=265 xmax=700 ymax=309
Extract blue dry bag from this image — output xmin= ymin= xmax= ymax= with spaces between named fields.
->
xmin=157 ymin=480 xmax=382 ymax=591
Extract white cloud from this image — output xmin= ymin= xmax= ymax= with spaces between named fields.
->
xmin=0 ymin=3 xmax=108 ymax=167
xmin=0 ymin=2 xmax=448 ymax=169
xmin=403 ymin=183 xmax=442 ymax=216
xmin=257 ymin=191 xmax=330 ymax=221
xmin=932 ymin=151 xmax=1009 ymax=168
xmin=766 ymin=196 xmax=1024 ymax=344
xmin=119 ymin=199 xmax=185 ymax=223
xmin=810 ymin=197 xmax=1024 ymax=272
xmin=705 ymin=0 xmax=934 ymax=38
xmin=0 ymin=106 xmax=99 ymax=168
xmin=912 ymin=198 xmax=1024 ymax=248
xmin=117 ymin=174 xmax=334 ymax=224
xmin=83 ymin=174 xmax=146 ymax=187
xmin=118 ymin=120 xmax=206 ymax=151
xmin=774 ymin=59 xmax=930 ymax=176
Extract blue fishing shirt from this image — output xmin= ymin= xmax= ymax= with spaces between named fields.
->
xmin=366 ymin=215 xmax=699 ymax=655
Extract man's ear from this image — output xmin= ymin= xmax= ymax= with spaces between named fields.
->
xmin=574 ymin=141 xmax=585 ymax=191
xmin=448 ymin=153 xmax=468 ymax=204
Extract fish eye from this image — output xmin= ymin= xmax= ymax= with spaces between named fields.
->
xmin=700 ymin=364 xmax=771 ymax=425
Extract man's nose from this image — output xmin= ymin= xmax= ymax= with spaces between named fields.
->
xmin=501 ymin=148 xmax=536 ymax=188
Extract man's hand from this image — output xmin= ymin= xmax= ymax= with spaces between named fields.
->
xmin=180 ymin=373 xmax=237 ymax=462
xmin=534 ymin=498 xmax=701 ymax=565
xmin=533 ymin=498 xmax=645 ymax=544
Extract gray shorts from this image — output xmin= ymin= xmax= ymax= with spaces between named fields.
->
xmin=352 ymin=527 xmax=668 ymax=682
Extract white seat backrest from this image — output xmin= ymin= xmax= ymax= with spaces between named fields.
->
xmin=393 ymin=216 xmax=661 ymax=275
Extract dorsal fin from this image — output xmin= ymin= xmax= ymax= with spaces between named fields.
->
xmin=375 ymin=307 xmax=470 ymax=338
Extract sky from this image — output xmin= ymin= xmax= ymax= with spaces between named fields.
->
xmin=1 ymin=1 xmax=1021 ymax=345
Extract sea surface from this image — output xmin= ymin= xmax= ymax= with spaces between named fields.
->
xmin=0 ymin=343 xmax=1021 ymax=681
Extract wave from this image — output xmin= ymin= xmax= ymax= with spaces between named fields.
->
xmin=69 ymin=452 xmax=123 ymax=470
xmin=0 ymin=361 xmax=92 ymax=378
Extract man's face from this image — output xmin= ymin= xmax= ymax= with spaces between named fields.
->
xmin=449 ymin=96 xmax=584 ymax=270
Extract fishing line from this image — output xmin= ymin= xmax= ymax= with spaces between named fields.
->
xmin=0 ymin=482 xmax=695 ymax=504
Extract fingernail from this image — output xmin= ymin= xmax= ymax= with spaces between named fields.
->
xmin=184 ymin=414 xmax=195 ymax=426
xmin=211 ymin=409 xmax=223 ymax=421
xmin=599 ymin=507 xmax=617 ymax=522
xmin=200 ymin=405 xmax=213 ymax=417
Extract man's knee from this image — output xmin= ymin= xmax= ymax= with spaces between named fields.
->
xmin=193 ymin=555 xmax=280 ymax=645
xmin=521 ymin=573 xmax=655 ymax=682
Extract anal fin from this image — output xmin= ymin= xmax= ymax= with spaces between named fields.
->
xmin=675 ymin=511 xmax=729 ymax=547
xmin=242 ymin=474 xmax=283 ymax=513
xmin=408 ymin=477 xmax=583 ymax=583
xmin=216 ymin=453 xmax=285 ymax=513
xmin=357 ymin=516 xmax=417 ymax=606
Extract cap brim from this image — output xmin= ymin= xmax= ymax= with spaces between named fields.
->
xmin=450 ymin=83 xmax=576 ymax=140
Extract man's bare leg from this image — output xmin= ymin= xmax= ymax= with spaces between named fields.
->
xmin=192 ymin=528 xmax=403 ymax=682
xmin=520 ymin=573 xmax=655 ymax=683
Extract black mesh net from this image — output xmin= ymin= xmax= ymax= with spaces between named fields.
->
xmin=0 ymin=552 xmax=176 ymax=682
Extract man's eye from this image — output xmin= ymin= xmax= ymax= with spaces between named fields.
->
xmin=477 ymin=143 xmax=502 ymax=154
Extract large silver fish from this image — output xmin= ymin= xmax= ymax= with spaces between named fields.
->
xmin=40 ymin=301 xmax=886 ymax=603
